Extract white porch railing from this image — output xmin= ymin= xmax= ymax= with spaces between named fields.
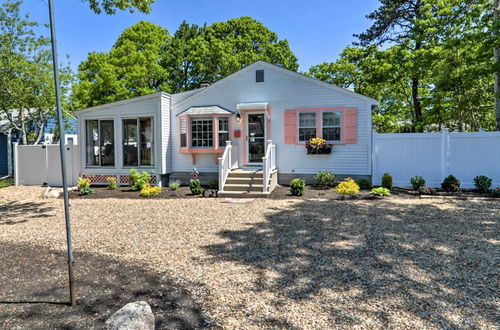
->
xmin=218 ymin=141 xmax=232 ymax=192
xmin=262 ymin=140 xmax=276 ymax=193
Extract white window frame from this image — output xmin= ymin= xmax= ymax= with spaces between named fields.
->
xmin=190 ymin=117 xmax=214 ymax=148
xmin=322 ymin=111 xmax=342 ymax=142
xmin=217 ymin=116 xmax=229 ymax=147
xmin=298 ymin=111 xmax=317 ymax=142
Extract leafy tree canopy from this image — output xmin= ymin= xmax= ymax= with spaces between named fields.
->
xmin=83 ymin=0 xmax=155 ymax=14
xmin=0 ymin=0 xmax=72 ymax=144
xmin=73 ymin=17 xmax=298 ymax=108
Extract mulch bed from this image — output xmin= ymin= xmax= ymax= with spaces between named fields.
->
xmin=269 ymin=185 xmax=416 ymax=200
xmin=68 ymin=186 xmax=219 ymax=200
xmin=0 ymin=241 xmax=211 ymax=329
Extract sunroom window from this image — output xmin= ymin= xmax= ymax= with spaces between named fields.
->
xmin=86 ymin=119 xmax=115 ymax=167
xmin=322 ymin=111 xmax=341 ymax=141
xmin=191 ymin=117 xmax=213 ymax=148
xmin=123 ymin=117 xmax=154 ymax=167
xmin=298 ymin=112 xmax=317 ymax=142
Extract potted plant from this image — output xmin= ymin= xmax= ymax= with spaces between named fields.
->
xmin=306 ymin=138 xmax=333 ymax=155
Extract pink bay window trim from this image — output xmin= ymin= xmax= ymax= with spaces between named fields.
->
xmin=284 ymin=107 xmax=358 ymax=145
xmin=179 ymin=114 xmax=233 ymax=164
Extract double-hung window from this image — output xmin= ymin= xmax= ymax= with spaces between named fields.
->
xmin=298 ymin=112 xmax=317 ymax=142
xmin=218 ymin=117 xmax=229 ymax=147
xmin=191 ymin=117 xmax=213 ymax=148
xmin=86 ymin=119 xmax=115 ymax=167
xmin=322 ymin=111 xmax=341 ymax=142
xmin=123 ymin=117 xmax=154 ymax=167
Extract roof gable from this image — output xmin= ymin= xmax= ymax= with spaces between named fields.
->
xmin=173 ymin=60 xmax=379 ymax=108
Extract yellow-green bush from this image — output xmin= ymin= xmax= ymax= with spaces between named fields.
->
xmin=335 ymin=178 xmax=360 ymax=195
xmin=140 ymin=184 xmax=161 ymax=197
xmin=77 ymin=177 xmax=93 ymax=195
xmin=107 ymin=177 xmax=118 ymax=190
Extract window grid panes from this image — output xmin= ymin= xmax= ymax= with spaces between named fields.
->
xmin=191 ymin=117 xmax=213 ymax=147
xmin=218 ymin=117 xmax=229 ymax=147
xmin=322 ymin=111 xmax=341 ymax=141
xmin=298 ymin=112 xmax=317 ymax=142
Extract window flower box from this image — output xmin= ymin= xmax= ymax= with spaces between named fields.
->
xmin=306 ymin=138 xmax=333 ymax=155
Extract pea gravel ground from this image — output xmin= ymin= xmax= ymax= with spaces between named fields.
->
xmin=0 ymin=186 xmax=499 ymax=329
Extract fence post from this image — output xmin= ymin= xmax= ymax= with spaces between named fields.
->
xmin=13 ymin=142 xmax=18 ymax=186
xmin=441 ymin=129 xmax=449 ymax=183
xmin=371 ymin=129 xmax=377 ymax=183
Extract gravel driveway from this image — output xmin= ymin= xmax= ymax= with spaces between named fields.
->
xmin=0 ymin=186 xmax=498 ymax=329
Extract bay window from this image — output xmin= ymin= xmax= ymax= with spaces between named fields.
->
xmin=191 ymin=117 xmax=213 ymax=148
xmin=298 ymin=112 xmax=317 ymax=142
xmin=123 ymin=117 xmax=154 ymax=167
xmin=322 ymin=111 xmax=342 ymax=142
xmin=86 ymin=119 xmax=115 ymax=167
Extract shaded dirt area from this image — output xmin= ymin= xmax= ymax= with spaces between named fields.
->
xmin=0 ymin=186 xmax=499 ymax=328
xmin=0 ymin=241 xmax=210 ymax=329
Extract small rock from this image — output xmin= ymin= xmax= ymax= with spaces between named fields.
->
xmin=105 ymin=301 xmax=155 ymax=330
xmin=42 ymin=186 xmax=61 ymax=199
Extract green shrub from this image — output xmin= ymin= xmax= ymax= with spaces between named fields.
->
xmin=381 ymin=173 xmax=393 ymax=190
xmin=335 ymin=178 xmax=360 ymax=195
xmin=356 ymin=178 xmax=372 ymax=190
xmin=473 ymin=175 xmax=492 ymax=193
xmin=410 ymin=176 xmax=425 ymax=191
xmin=189 ymin=179 xmax=204 ymax=195
xmin=77 ymin=177 xmax=93 ymax=195
xmin=168 ymin=180 xmax=180 ymax=191
xmin=128 ymin=168 xmax=151 ymax=191
xmin=418 ymin=186 xmax=436 ymax=195
xmin=290 ymin=178 xmax=305 ymax=196
xmin=314 ymin=170 xmax=336 ymax=188
xmin=140 ymin=184 xmax=161 ymax=197
xmin=107 ymin=177 xmax=118 ymax=190
xmin=441 ymin=175 xmax=460 ymax=192
xmin=370 ymin=187 xmax=390 ymax=196
xmin=491 ymin=188 xmax=500 ymax=198
xmin=207 ymin=179 xmax=219 ymax=190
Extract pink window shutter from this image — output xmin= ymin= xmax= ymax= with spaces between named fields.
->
xmin=284 ymin=110 xmax=297 ymax=144
xmin=342 ymin=108 xmax=357 ymax=144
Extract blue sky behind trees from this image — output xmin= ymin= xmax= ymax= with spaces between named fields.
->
xmin=26 ymin=0 xmax=379 ymax=71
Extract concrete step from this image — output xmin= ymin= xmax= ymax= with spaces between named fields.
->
xmin=224 ymin=183 xmax=264 ymax=192
xmin=218 ymin=191 xmax=269 ymax=198
xmin=225 ymin=177 xmax=262 ymax=185
xmin=228 ymin=169 xmax=263 ymax=178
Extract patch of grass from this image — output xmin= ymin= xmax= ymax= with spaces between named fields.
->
xmin=0 ymin=177 xmax=13 ymax=189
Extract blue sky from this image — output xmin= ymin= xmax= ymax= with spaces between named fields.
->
xmin=24 ymin=0 xmax=379 ymax=72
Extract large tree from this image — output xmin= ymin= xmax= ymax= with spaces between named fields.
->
xmin=163 ymin=17 xmax=298 ymax=93
xmin=73 ymin=17 xmax=299 ymax=106
xmin=311 ymin=0 xmax=495 ymax=132
xmin=0 ymin=0 xmax=72 ymax=144
xmin=73 ymin=21 xmax=171 ymax=109
xmin=495 ymin=0 xmax=500 ymax=130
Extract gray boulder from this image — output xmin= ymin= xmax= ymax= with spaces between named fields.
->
xmin=105 ymin=301 xmax=155 ymax=330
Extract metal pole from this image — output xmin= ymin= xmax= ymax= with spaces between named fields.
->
xmin=48 ymin=0 xmax=76 ymax=306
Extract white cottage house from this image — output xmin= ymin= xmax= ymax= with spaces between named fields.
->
xmin=76 ymin=61 xmax=378 ymax=196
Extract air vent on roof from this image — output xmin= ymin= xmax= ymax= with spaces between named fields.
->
xmin=256 ymin=70 xmax=264 ymax=83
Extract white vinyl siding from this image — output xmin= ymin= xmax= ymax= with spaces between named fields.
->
xmin=170 ymin=62 xmax=372 ymax=175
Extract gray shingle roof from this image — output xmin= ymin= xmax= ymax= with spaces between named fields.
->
xmin=176 ymin=105 xmax=235 ymax=116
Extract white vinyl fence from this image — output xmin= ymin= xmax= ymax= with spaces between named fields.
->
xmin=14 ymin=143 xmax=79 ymax=187
xmin=372 ymin=130 xmax=500 ymax=188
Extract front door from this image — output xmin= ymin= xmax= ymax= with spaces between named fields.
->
xmin=247 ymin=112 xmax=266 ymax=164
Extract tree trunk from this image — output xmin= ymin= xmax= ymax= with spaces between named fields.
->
xmin=412 ymin=77 xmax=423 ymax=129
xmin=495 ymin=0 xmax=500 ymax=130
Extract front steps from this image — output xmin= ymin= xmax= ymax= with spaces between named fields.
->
xmin=218 ymin=168 xmax=277 ymax=198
